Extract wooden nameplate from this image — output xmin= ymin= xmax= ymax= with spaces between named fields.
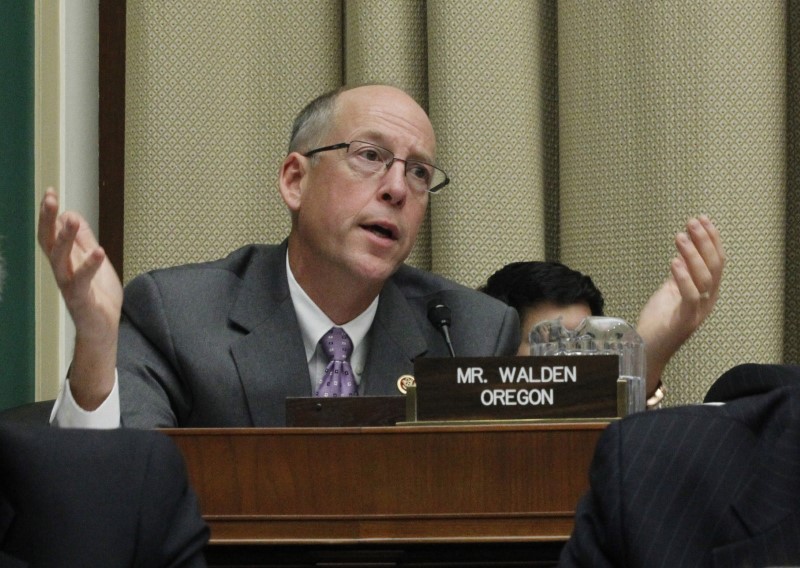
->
xmin=285 ymin=396 xmax=405 ymax=427
xmin=408 ymin=355 xmax=623 ymax=422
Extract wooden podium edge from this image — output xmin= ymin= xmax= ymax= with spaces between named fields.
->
xmin=165 ymin=422 xmax=609 ymax=546
xmin=204 ymin=512 xmax=577 ymax=544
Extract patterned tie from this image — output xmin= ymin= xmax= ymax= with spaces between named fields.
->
xmin=315 ymin=327 xmax=357 ymax=397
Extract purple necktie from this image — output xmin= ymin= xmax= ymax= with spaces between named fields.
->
xmin=315 ymin=327 xmax=357 ymax=397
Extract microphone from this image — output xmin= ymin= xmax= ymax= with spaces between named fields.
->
xmin=427 ymin=298 xmax=456 ymax=358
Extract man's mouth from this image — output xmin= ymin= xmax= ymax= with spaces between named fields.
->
xmin=362 ymin=223 xmax=398 ymax=240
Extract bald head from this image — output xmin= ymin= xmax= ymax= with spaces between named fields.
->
xmin=333 ymin=85 xmax=436 ymax=161
xmin=288 ymin=85 xmax=435 ymax=159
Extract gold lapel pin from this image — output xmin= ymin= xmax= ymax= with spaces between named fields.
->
xmin=396 ymin=374 xmax=416 ymax=395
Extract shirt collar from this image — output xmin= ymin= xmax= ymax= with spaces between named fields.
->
xmin=285 ymin=253 xmax=378 ymax=363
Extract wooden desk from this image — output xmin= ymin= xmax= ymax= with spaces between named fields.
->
xmin=165 ymin=421 xmax=608 ymax=566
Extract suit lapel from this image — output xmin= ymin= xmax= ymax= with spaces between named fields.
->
xmin=713 ymin=387 xmax=800 ymax=566
xmin=226 ymin=246 xmax=431 ymax=418
xmin=362 ymin=278 xmax=428 ymax=395
xmin=711 ymin=512 xmax=800 ymax=567
xmin=228 ymin=242 xmax=310 ymax=426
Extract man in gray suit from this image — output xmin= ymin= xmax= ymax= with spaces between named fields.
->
xmin=38 ymin=85 xmax=520 ymax=428
xmin=37 ymin=84 xmax=721 ymax=428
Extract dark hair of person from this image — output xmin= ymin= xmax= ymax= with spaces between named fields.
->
xmin=479 ymin=261 xmax=605 ymax=316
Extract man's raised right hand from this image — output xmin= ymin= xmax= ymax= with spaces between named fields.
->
xmin=38 ymin=188 xmax=121 ymax=410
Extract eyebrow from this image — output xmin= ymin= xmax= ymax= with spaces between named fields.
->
xmin=355 ymin=131 xmax=436 ymax=165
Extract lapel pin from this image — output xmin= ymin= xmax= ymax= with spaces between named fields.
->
xmin=396 ymin=374 xmax=415 ymax=395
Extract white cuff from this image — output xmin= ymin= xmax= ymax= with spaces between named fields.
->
xmin=50 ymin=370 xmax=122 ymax=429
xmin=646 ymin=382 xmax=666 ymax=410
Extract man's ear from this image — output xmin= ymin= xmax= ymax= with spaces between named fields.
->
xmin=279 ymin=153 xmax=306 ymax=212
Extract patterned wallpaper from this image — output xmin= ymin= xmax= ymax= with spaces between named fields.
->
xmin=124 ymin=0 xmax=796 ymax=405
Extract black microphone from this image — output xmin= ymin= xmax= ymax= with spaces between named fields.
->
xmin=427 ymin=298 xmax=456 ymax=358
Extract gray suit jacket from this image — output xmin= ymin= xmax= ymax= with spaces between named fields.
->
xmin=559 ymin=364 xmax=800 ymax=567
xmin=118 ymin=242 xmax=519 ymax=427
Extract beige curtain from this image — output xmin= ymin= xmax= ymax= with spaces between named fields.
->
xmin=124 ymin=0 xmax=797 ymax=405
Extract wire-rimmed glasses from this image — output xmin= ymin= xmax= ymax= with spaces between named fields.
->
xmin=303 ymin=140 xmax=450 ymax=194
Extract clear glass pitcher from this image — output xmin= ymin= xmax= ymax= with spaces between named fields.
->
xmin=529 ymin=316 xmax=646 ymax=414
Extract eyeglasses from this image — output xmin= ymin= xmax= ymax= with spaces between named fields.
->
xmin=303 ymin=140 xmax=450 ymax=194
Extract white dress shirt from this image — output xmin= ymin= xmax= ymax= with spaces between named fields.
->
xmin=285 ymin=254 xmax=377 ymax=393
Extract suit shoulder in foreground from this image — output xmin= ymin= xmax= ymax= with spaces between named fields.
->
xmin=560 ymin=373 xmax=800 ymax=568
xmin=0 ymin=423 xmax=209 ymax=567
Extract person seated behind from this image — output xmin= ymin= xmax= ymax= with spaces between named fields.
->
xmin=481 ymin=219 xmax=725 ymax=405
xmin=558 ymin=363 xmax=800 ymax=567
xmin=480 ymin=261 xmax=605 ymax=355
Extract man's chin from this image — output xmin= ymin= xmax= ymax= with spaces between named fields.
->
xmin=350 ymin=252 xmax=405 ymax=284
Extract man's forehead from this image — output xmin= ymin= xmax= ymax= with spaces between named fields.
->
xmin=334 ymin=88 xmax=436 ymax=153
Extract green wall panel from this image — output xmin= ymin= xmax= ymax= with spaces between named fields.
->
xmin=0 ymin=0 xmax=35 ymax=410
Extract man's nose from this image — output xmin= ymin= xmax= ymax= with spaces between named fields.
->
xmin=379 ymin=159 xmax=410 ymax=205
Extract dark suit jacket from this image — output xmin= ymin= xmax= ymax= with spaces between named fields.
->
xmin=559 ymin=364 xmax=800 ymax=568
xmin=118 ymin=241 xmax=519 ymax=427
xmin=0 ymin=423 xmax=208 ymax=567
xmin=704 ymin=362 xmax=800 ymax=403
